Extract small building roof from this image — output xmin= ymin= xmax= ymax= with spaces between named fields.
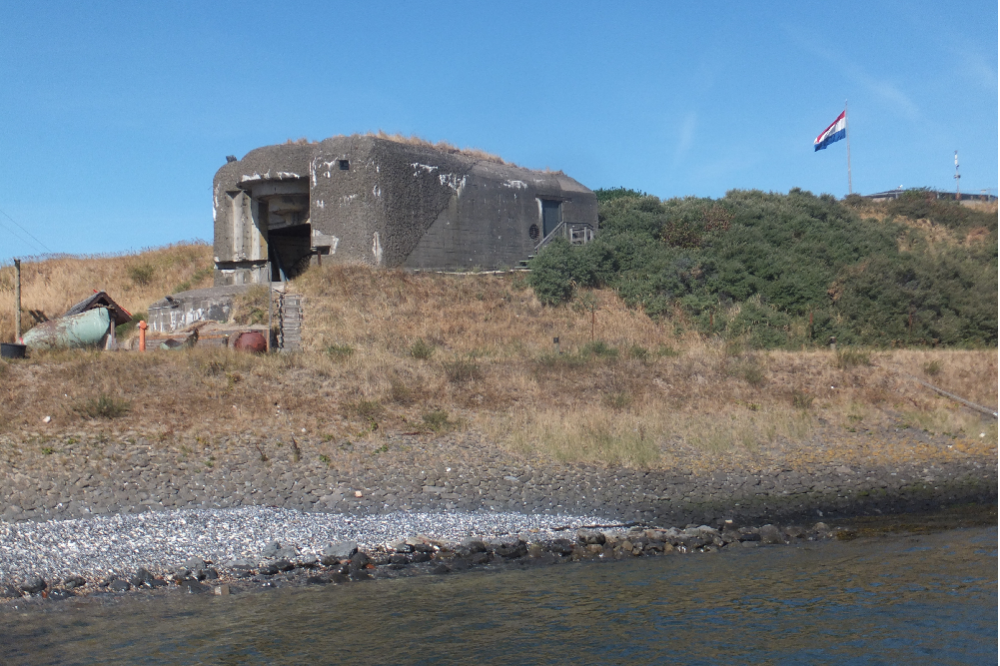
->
xmin=63 ymin=291 xmax=132 ymax=327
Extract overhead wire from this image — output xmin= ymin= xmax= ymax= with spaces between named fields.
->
xmin=0 ymin=205 xmax=51 ymax=255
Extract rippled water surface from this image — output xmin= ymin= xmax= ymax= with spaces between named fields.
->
xmin=1 ymin=526 xmax=995 ymax=665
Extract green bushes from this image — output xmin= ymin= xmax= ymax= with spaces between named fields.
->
xmin=528 ymin=188 xmax=997 ymax=349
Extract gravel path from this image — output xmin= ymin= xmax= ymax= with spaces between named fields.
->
xmin=0 ymin=507 xmax=626 ymax=584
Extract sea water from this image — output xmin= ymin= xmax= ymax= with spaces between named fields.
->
xmin=0 ymin=526 xmax=995 ymax=665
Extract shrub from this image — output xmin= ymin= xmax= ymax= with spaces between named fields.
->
xmin=74 ymin=394 xmax=131 ymax=419
xmin=603 ymin=391 xmax=632 ymax=410
xmin=422 ymin=409 xmax=454 ymax=433
xmin=443 ymin=358 xmax=482 ymax=383
xmin=410 ymin=339 xmax=434 ymax=360
xmin=528 ymin=188 xmax=996 ymax=348
xmin=580 ymin=340 xmax=619 ymax=359
xmin=388 ymin=379 xmax=416 ymax=405
xmin=791 ymin=390 xmax=814 ymax=409
xmin=922 ymin=360 xmax=942 ymax=376
xmin=325 ymin=344 xmax=354 ymax=359
xmin=128 ymin=263 xmax=155 ymax=286
xmin=835 ymin=348 xmax=871 ymax=369
xmin=626 ymin=345 xmax=649 ymax=361
xmin=346 ymin=400 xmax=383 ymax=421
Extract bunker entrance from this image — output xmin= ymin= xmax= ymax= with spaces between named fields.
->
xmin=242 ymin=178 xmax=312 ymax=282
xmin=268 ymin=223 xmax=312 ymax=281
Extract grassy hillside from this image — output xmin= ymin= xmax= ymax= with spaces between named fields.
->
xmin=0 ymin=243 xmax=214 ymax=342
xmin=528 ymin=189 xmax=997 ymax=348
xmin=1 ymin=262 xmax=995 ymax=471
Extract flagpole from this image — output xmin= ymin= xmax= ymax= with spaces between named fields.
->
xmin=845 ymin=100 xmax=852 ymax=195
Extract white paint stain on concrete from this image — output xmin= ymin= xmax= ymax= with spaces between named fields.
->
xmin=372 ymin=185 xmax=381 ymax=197
xmin=503 ymin=180 xmax=528 ymax=189
xmin=372 ymin=232 xmax=383 ymax=265
xmin=276 ymin=172 xmax=300 ymax=179
xmin=412 ymin=163 xmax=439 ymax=176
xmin=240 ymin=173 xmax=263 ymax=183
xmin=340 ymin=194 xmax=358 ymax=205
xmin=439 ymin=173 xmax=466 ymax=194
xmin=316 ymin=199 xmax=325 ymax=209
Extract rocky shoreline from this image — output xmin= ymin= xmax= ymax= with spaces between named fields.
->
xmin=0 ymin=511 xmax=838 ymax=608
xmin=0 ymin=427 xmax=995 ymax=609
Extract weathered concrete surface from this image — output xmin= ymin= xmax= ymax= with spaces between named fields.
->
xmin=147 ymin=285 xmax=251 ymax=333
xmin=212 ymin=136 xmax=598 ymax=284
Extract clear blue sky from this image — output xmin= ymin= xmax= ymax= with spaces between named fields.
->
xmin=1 ymin=1 xmax=996 ymax=262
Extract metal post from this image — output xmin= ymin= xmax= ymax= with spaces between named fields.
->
xmin=13 ymin=258 xmax=21 ymax=341
xmin=845 ymin=101 xmax=852 ymax=196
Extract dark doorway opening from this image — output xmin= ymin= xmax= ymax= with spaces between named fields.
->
xmin=269 ymin=224 xmax=312 ymax=281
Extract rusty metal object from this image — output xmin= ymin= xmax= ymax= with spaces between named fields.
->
xmin=233 ymin=331 xmax=267 ymax=353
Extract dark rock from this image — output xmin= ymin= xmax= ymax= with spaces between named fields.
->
xmin=496 ymin=542 xmax=528 ymax=559
xmin=431 ymin=564 xmax=450 ymax=575
xmin=759 ymin=524 xmax=785 ymax=544
xmin=305 ymin=575 xmax=329 ymax=585
xmin=349 ymin=552 xmax=372 ymax=570
xmin=258 ymin=564 xmax=279 ymax=576
xmin=109 ymin=579 xmax=131 ymax=592
xmin=48 ymin=589 xmax=75 ymax=601
xmin=784 ymin=526 xmax=806 ymax=539
xmin=322 ymin=540 xmax=358 ymax=562
xmin=450 ymin=558 xmax=472 ymax=571
xmin=412 ymin=543 xmax=435 ymax=553
xmin=62 ymin=575 xmax=87 ymax=589
xmin=328 ymin=573 xmax=349 ymax=584
xmin=389 ymin=554 xmax=409 ymax=565
xmin=262 ymin=541 xmax=297 ymax=560
xmin=460 ymin=538 xmax=486 ymax=553
xmin=149 ymin=579 xmax=168 ymax=588
xmin=0 ymin=584 xmax=19 ymax=598
xmin=577 ymin=529 xmax=605 ymax=545
xmin=549 ymin=539 xmax=575 ymax=555
xmin=348 ymin=569 xmax=372 ymax=581
xmin=738 ymin=527 xmax=761 ymax=542
xmin=274 ymin=559 xmax=296 ymax=572
xmin=204 ymin=567 xmax=219 ymax=580
xmin=182 ymin=557 xmax=206 ymax=571
xmin=130 ymin=568 xmax=155 ymax=588
xmin=410 ymin=552 xmax=431 ymax=563
xmin=180 ymin=580 xmax=209 ymax=594
xmin=469 ymin=552 xmax=491 ymax=565
xmin=20 ymin=576 xmax=47 ymax=595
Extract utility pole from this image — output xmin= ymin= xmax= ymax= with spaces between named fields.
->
xmin=13 ymin=258 xmax=21 ymax=341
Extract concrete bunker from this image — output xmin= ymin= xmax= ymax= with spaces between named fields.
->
xmin=212 ymin=134 xmax=599 ymax=285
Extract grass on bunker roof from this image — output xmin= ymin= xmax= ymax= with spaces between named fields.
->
xmin=0 ymin=261 xmax=996 ymax=472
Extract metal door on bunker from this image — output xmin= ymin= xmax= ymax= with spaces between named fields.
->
xmin=541 ymin=199 xmax=562 ymax=237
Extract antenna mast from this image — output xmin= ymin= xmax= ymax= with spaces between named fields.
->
xmin=953 ymin=151 xmax=960 ymax=200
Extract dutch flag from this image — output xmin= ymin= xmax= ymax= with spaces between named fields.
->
xmin=814 ymin=111 xmax=847 ymax=151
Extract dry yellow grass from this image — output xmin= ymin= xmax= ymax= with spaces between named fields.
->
xmin=0 ymin=243 xmax=214 ymax=342
xmin=1 ymin=260 xmax=995 ymax=473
